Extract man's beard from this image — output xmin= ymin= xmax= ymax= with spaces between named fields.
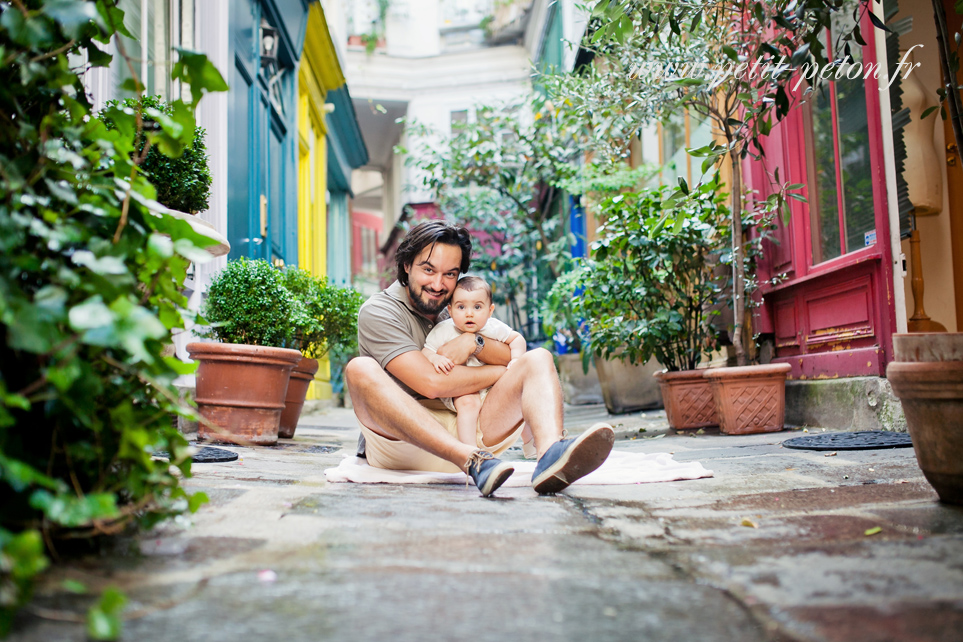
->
xmin=408 ymin=283 xmax=450 ymax=316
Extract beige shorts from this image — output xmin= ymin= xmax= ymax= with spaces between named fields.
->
xmin=358 ymin=399 xmax=524 ymax=473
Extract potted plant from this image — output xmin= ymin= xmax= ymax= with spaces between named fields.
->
xmin=98 ymin=95 xmax=228 ymax=256
xmin=187 ymin=258 xmax=304 ymax=446
xmin=574 ymin=179 xmax=728 ymax=428
xmin=279 ymin=268 xmax=364 ymax=438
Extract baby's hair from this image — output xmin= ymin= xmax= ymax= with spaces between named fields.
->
xmin=454 ymin=275 xmax=492 ymax=303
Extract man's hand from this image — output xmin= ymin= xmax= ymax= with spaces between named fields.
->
xmin=425 ymin=351 xmax=455 ymax=374
xmin=436 ymin=332 xmax=478 ymax=365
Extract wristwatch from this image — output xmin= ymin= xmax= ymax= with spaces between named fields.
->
xmin=472 ymin=334 xmax=485 ymax=356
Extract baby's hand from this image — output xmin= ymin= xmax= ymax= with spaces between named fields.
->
xmin=427 ymin=352 xmax=454 ymax=374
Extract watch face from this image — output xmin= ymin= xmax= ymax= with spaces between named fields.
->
xmin=476 ymin=335 xmax=485 ymax=345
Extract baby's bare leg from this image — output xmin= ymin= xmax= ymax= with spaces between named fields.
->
xmin=453 ymin=393 xmax=484 ymax=446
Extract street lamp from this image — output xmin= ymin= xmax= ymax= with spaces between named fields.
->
xmin=260 ymin=22 xmax=278 ymax=68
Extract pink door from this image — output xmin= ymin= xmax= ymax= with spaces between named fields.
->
xmin=750 ymin=11 xmax=897 ymax=378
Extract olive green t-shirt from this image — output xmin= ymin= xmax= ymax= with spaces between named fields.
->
xmin=357 ymin=280 xmax=448 ymax=400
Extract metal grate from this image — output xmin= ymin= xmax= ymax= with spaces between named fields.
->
xmin=154 ymin=445 xmax=239 ymax=463
xmin=782 ymin=431 xmax=913 ymax=451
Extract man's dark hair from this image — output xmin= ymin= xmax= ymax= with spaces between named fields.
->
xmin=395 ymin=220 xmax=472 ymax=286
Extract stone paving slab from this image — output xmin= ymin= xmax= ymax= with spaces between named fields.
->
xmin=9 ymin=405 xmax=963 ymax=642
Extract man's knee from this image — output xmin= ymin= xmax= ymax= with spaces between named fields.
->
xmin=519 ymin=347 xmax=555 ymax=373
xmin=344 ymin=356 xmax=382 ymax=388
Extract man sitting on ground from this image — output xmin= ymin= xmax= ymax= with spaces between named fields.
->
xmin=345 ymin=220 xmax=614 ymax=497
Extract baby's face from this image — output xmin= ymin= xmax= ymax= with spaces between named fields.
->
xmin=448 ymin=288 xmax=494 ymax=333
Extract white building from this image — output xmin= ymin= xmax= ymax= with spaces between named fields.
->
xmin=338 ymin=0 xmax=589 ymax=292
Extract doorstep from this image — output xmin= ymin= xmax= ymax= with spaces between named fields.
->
xmin=785 ymin=376 xmax=906 ymax=432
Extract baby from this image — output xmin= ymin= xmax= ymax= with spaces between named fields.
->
xmin=422 ymin=276 xmax=536 ymax=458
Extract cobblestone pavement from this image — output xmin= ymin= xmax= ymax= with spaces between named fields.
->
xmin=9 ymin=405 xmax=963 ymax=642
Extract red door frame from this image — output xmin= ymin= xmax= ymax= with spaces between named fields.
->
xmin=750 ymin=11 xmax=897 ymax=379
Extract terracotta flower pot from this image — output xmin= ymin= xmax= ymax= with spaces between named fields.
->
xmin=279 ymin=356 xmax=320 ymax=439
xmin=654 ymin=369 xmax=718 ymax=430
xmin=704 ymin=363 xmax=791 ymax=435
xmin=887 ymin=332 xmax=963 ymax=505
xmin=187 ymin=342 xmax=302 ymax=446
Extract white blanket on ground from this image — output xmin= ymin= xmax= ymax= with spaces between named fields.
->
xmin=323 ymin=450 xmax=713 ymax=487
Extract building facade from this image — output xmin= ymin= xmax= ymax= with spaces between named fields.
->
xmin=84 ymin=0 xmax=367 ymax=396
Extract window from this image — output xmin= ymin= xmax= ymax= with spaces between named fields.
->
xmin=360 ymin=226 xmax=379 ymax=277
xmin=111 ymin=0 xmax=193 ymax=100
xmin=804 ymin=10 xmax=875 ymax=264
xmin=653 ymin=110 xmax=713 ymax=187
xmin=450 ymin=109 xmax=468 ymax=133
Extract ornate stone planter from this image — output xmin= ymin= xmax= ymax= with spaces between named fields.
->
xmin=704 ymin=363 xmax=791 ymax=435
xmin=655 ymin=369 xmax=718 ymax=431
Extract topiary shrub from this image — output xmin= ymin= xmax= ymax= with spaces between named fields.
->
xmin=99 ymin=94 xmax=212 ymax=214
xmin=203 ymin=259 xmax=304 ymax=347
xmin=281 ymin=267 xmax=364 ymax=360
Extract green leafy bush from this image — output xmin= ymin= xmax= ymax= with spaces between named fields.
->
xmin=203 ymin=259 xmax=304 ymax=347
xmin=574 ymin=177 xmax=730 ymax=372
xmin=99 ymin=95 xmax=212 ymax=214
xmin=0 ymin=0 xmax=227 ymax=634
xmin=281 ymin=268 xmax=364 ymax=360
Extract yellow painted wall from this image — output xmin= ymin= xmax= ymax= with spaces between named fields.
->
xmin=298 ymin=3 xmax=345 ymax=400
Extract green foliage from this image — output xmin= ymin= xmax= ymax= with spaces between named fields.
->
xmin=203 ymin=258 xmax=300 ymax=348
xmin=99 ymin=95 xmax=212 ymax=214
xmin=0 ymin=529 xmax=49 ymax=636
xmin=281 ymin=267 xmax=364 ymax=360
xmin=0 ymin=0 xmax=226 ymax=630
xmin=541 ymin=267 xmax=589 ymax=355
xmin=86 ymin=586 xmax=126 ymax=641
xmin=557 ymin=161 xmax=656 ymax=201
xmin=572 ymin=178 xmax=730 ymax=372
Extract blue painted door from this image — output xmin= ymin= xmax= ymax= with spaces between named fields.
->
xmin=227 ymin=0 xmax=301 ymax=266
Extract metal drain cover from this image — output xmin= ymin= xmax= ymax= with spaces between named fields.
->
xmin=782 ymin=431 xmax=913 ymax=451
xmin=154 ymin=446 xmax=239 ymax=463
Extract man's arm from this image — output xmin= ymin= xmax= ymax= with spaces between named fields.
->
xmin=421 ymin=347 xmax=454 ymax=374
xmin=386 ymin=350 xmax=505 ymax=399
xmin=436 ymin=332 xmax=511 ymax=366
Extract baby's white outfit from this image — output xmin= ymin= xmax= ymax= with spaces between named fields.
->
xmin=423 ymin=317 xmax=515 ymax=412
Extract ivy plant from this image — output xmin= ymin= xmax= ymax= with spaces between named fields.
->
xmin=0 ymin=0 xmax=227 ymax=635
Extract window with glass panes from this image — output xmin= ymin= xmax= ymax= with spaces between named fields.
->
xmin=802 ymin=9 xmax=876 ymax=265
xmin=111 ymin=0 xmax=193 ymax=100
